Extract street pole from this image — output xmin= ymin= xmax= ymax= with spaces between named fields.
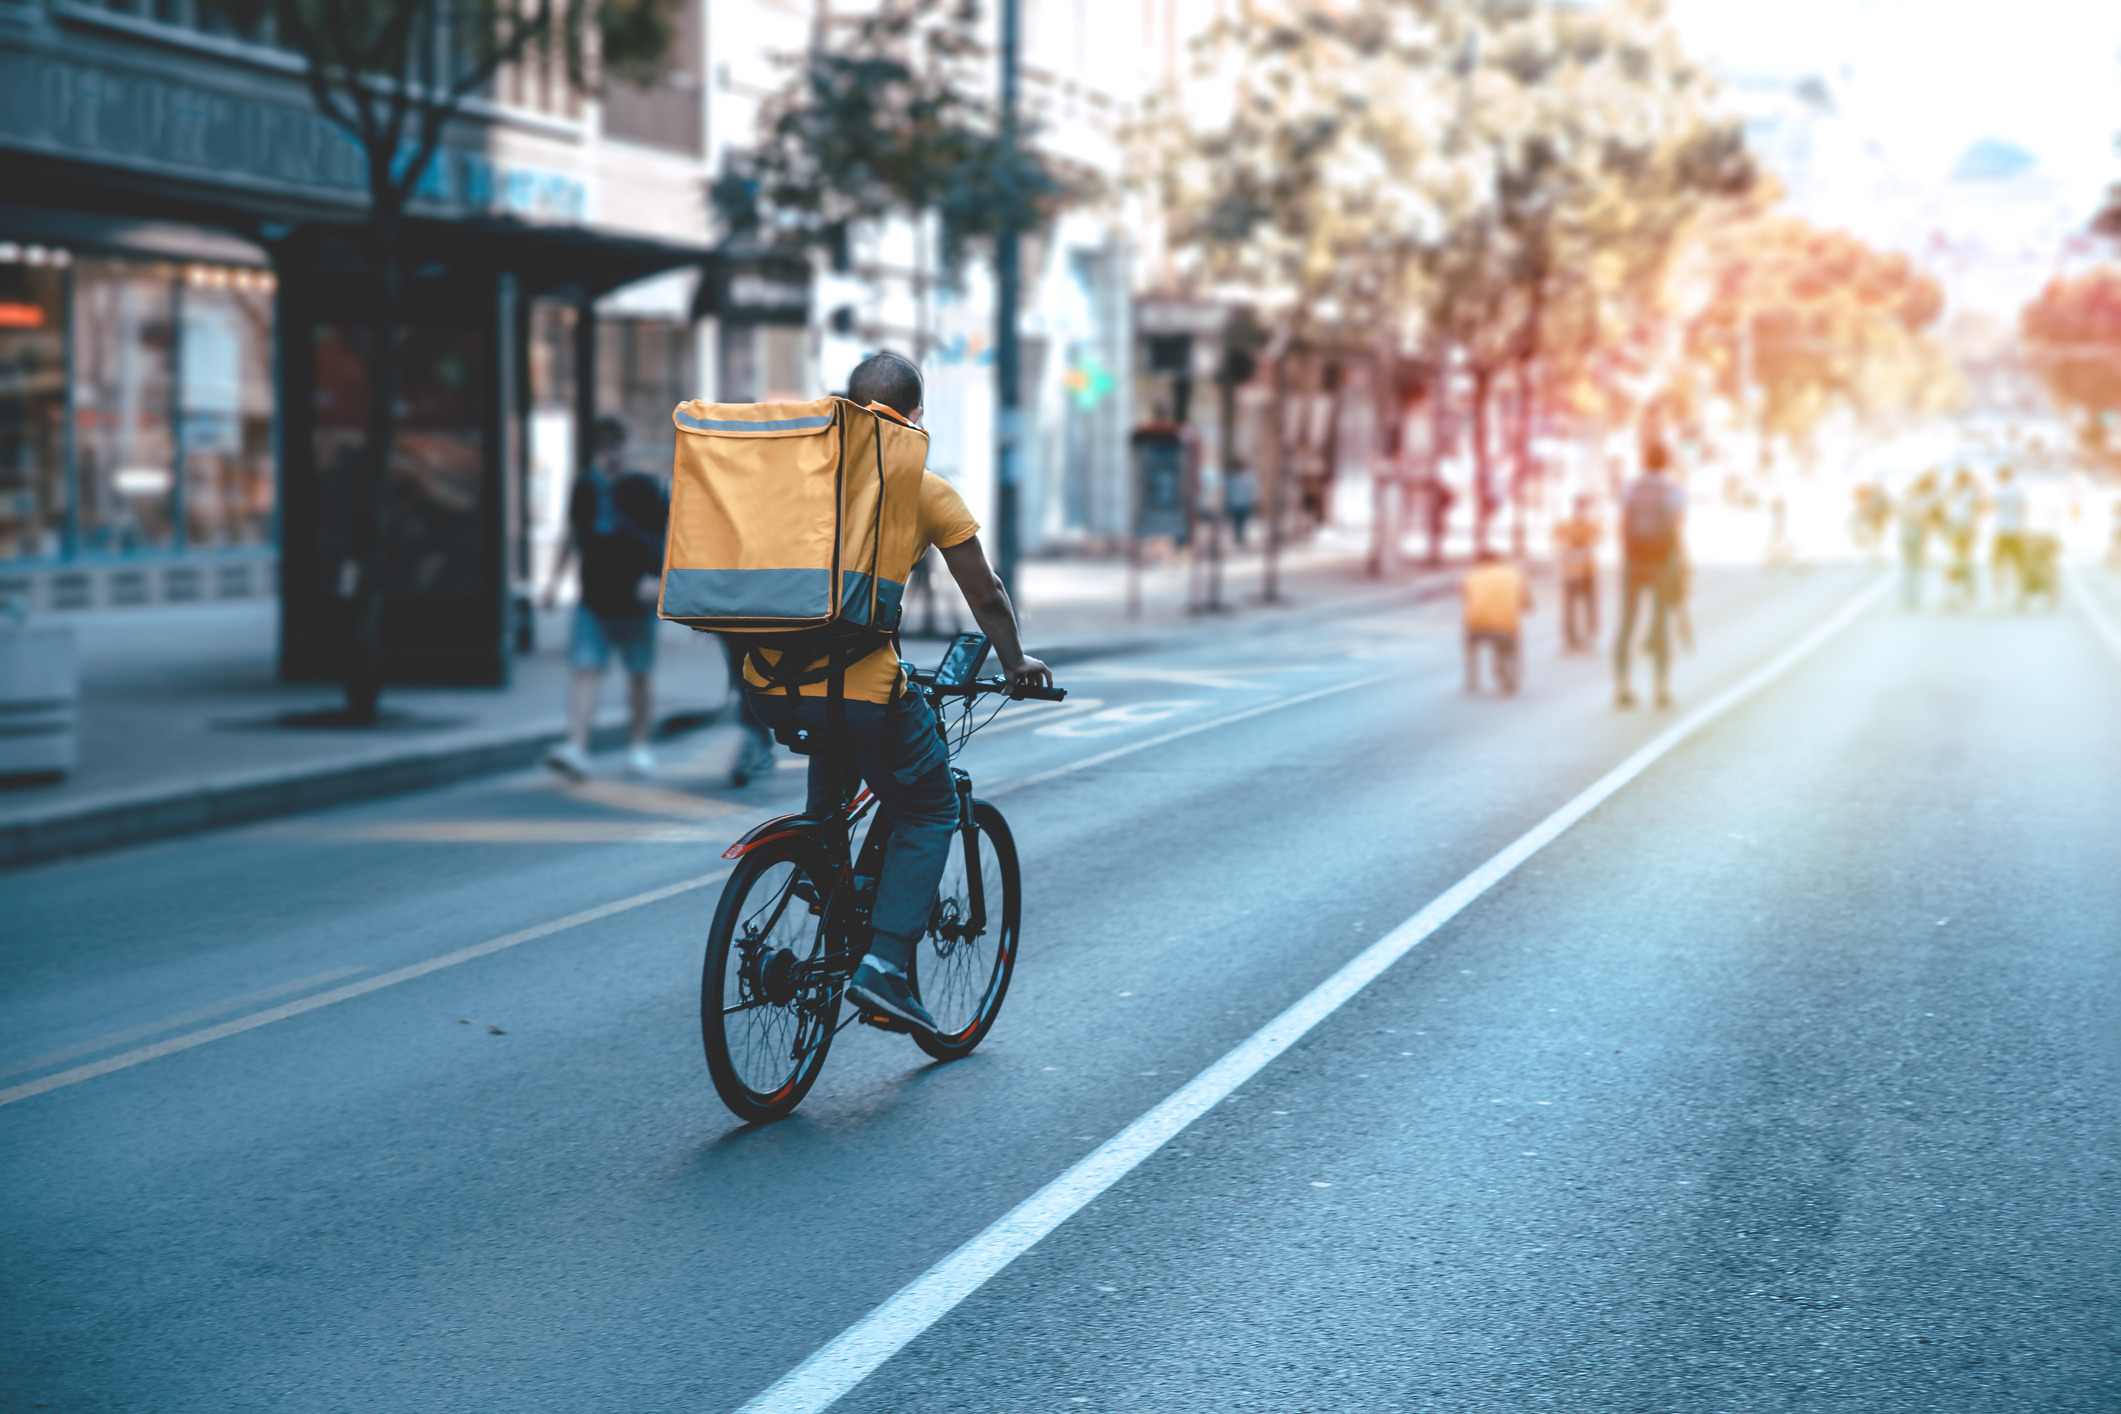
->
xmin=993 ymin=0 xmax=1022 ymax=598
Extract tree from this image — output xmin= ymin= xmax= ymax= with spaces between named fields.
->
xmin=1417 ymin=0 xmax=1751 ymax=553
xmin=1141 ymin=0 xmax=1749 ymax=570
xmin=1682 ymin=215 xmax=1954 ymax=465
xmin=2021 ymin=266 xmax=2121 ymax=465
xmin=1139 ymin=0 xmax=1454 ymax=593
xmin=716 ymin=0 xmax=1070 ymax=274
xmin=210 ymin=0 xmax=677 ymax=720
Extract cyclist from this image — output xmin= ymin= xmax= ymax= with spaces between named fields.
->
xmin=740 ymin=352 xmax=1051 ymax=1036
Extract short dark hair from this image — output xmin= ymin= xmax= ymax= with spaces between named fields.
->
xmin=847 ymin=351 xmax=923 ymax=417
xmin=1643 ymin=442 xmax=1671 ymax=473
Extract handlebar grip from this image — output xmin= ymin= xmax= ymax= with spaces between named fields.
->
xmin=1008 ymin=684 xmax=1067 ymax=702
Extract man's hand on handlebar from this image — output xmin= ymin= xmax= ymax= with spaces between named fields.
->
xmin=1004 ymin=653 xmax=1053 ymax=690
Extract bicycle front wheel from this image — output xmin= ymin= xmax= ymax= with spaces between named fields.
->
xmin=702 ymin=842 xmax=841 ymax=1122
xmin=911 ymin=800 xmax=1020 ymax=1062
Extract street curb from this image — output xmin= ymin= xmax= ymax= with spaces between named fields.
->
xmin=0 ymin=562 xmax=1464 ymax=872
xmin=0 ymin=713 xmax=699 ymax=873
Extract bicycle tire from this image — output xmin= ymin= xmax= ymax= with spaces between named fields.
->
xmin=701 ymin=840 xmax=842 ymax=1122
xmin=911 ymin=800 xmax=1020 ymax=1062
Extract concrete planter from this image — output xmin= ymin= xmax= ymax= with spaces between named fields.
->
xmin=0 ymin=624 xmax=77 ymax=780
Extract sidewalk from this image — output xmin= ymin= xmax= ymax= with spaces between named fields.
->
xmin=0 ymin=529 xmax=1457 ymax=869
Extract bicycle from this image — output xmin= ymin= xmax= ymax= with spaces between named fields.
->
xmin=700 ymin=650 xmax=1065 ymax=1122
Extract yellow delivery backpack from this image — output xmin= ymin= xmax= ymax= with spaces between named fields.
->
xmin=658 ymin=396 xmax=927 ymax=698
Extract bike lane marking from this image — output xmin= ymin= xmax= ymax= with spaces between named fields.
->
xmin=731 ymin=575 xmax=1893 ymax=1414
xmin=0 ymin=868 xmax=733 ymax=1109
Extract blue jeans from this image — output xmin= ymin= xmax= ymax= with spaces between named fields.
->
xmin=747 ymin=690 xmax=959 ymax=972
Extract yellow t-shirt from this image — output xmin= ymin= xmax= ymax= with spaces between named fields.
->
xmin=1462 ymin=562 xmax=1529 ymax=634
xmin=743 ymin=469 xmax=981 ymax=703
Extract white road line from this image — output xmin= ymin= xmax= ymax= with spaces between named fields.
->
xmin=2066 ymin=565 xmax=2121 ymax=659
xmin=984 ymin=672 xmax=1401 ymax=796
xmin=733 ymin=575 xmax=1891 ymax=1414
xmin=0 ymin=868 xmax=732 ymax=1110
xmin=0 ymin=966 xmax=368 ymax=1082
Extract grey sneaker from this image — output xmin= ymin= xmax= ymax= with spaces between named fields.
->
xmin=846 ymin=959 xmax=938 ymax=1036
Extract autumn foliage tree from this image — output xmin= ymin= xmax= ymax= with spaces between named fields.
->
xmin=2020 ymin=266 xmax=2121 ymax=464
xmin=1681 ymin=215 xmax=1954 ymax=463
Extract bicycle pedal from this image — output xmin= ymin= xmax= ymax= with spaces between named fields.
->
xmin=858 ymin=1011 xmax=912 ymax=1034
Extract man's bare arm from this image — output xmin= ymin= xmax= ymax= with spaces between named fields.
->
xmin=938 ymin=536 xmax=1052 ymax=687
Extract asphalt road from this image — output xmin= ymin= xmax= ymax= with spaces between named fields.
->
xmin=3 ymin=564 xmax=2117 ymax=1413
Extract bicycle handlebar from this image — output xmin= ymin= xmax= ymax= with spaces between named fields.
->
xmin=908 ymin=671 xmax=1067 ymax=703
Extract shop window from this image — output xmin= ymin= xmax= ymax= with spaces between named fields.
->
xmin=74 ymin=260 xmax=177 ymax=555
xmin=181 ymin=265 xmax=277 ymax=548
xmin=0 ymin=249 xmax=67 ymax=561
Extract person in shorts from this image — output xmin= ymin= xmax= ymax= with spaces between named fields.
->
xmin=542 ymin=418 xmax=668 ymax=779
xmin=1462 ymin=548 xmax=1532 ymax=694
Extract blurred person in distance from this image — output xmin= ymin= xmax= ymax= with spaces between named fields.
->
xmin=1991 ymin=467 xmax=2029 ymax=608
xmin=1614 ymin=441 xmax=1685 ymax=710
xmin=1552 ymin=493 xmax=1600 ymax=653
xmin=1462 ymin=547 xmax=1532 ymax=695
xmin=1896 ymin=470 xmax=1940 ymax=612
xmin=1940 ymin=467 xmax=1981 ymax=611
xmin=542 ymin=417 xmax=668 ymax=780
xmin=1226 ymin=463 xmax=1258 ymax=547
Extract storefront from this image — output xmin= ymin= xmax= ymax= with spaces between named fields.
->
xmin=0 ymin=210 xmax=281 ymax=610
xmin=0 ymin=0 xmax=721 ymax=687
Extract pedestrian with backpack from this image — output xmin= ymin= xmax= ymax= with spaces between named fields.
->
xmin=543 ymin=418 xmax=669 ymax=779
xmin=1614 ymin=442 xmax=1685 ymax=710
xmin=659 ymin=352 xmax=1051 ymax=1036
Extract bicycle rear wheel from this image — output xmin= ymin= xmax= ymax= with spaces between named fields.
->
xmin=911 ymin=801 xmax=1020 ymax=1062
xmin=702 ymin=842 xmax=841 ymax=1122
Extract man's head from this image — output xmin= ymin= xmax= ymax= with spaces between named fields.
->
xmin=593 ymin=416 xmax=627 ymax=470
xmin=847 ymin=351 xmax=924 ymax=422
xmin=1998 ymin=466 xmax=2016 ymax=483
xmin=1475 ymin=546 xmax=1501 ymax=565
xmin=1643 ymin=442 xmax=1671 ymax=476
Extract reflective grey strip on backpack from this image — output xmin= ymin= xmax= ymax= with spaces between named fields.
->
xmin=673 ymin=411 xmax=834 ymax=434
xmin=662 ymin=569 xmax=908 ymax=624
xmin=662 ymin=567 xmax=835 ymax=620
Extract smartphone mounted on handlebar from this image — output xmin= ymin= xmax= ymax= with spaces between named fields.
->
xmin=933 ymin=632 xmax=992 ymax=688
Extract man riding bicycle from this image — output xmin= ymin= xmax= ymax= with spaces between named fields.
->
xmin=740 ymin=352 xmax=1052 ymax=1037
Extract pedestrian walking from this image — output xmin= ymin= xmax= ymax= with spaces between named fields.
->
xmin=1991 ymin=466 xmax=2029 ymax=607
xmin=1553 ymin=494 xmax=1600 ymax=653
xmin=542 ymin=418 xmax=668 ymax=780
xmin=1941 ymin=468 xmax=1980 ymax=610
xmin=1896 ymin=470 xmax=1938 ymax=611
xmin=1614 ymin=442 xmax=1684 ymax=710
xmin=1462 ymin=548 xmax=1532 ymax=695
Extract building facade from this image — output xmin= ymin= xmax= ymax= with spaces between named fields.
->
xmin=0 ymin=0 xmax=717 ymax=667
